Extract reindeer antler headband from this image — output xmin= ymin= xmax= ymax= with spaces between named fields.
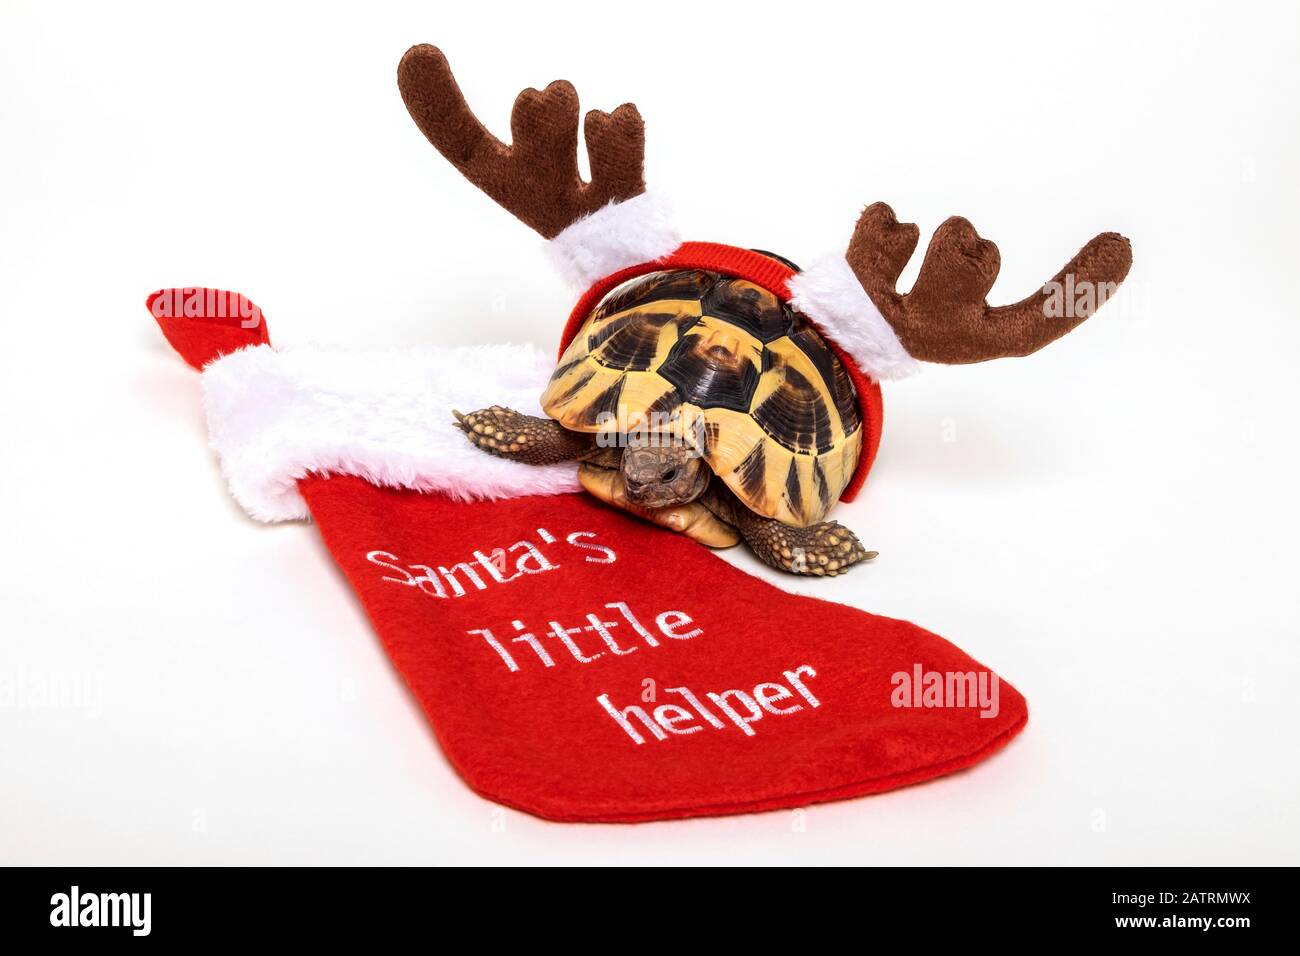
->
xmin=397 ymin=43 xmax=1132 ymax=382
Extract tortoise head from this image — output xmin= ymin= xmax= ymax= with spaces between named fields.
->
xmin=620 ymin=440 xmax=709 ymax=509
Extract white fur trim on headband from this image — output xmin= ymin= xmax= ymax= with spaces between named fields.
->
xmin=201 ymin=343 xmax=580 ymax=522
xmin=788 ymin=255 xmax=921 ymax=381
xmin=545 ymin=192 xmax=681 ymax=288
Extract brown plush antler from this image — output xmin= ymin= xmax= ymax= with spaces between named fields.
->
xmin=397 ymin=44 xmax=646 ymax=239
xmin=848 ymin=203 xmax=1133 ymax=364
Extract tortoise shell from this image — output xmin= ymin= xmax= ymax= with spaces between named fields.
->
xmin=541 ymin=269 xmax=863 ymax=528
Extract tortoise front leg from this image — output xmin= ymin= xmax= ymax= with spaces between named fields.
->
xmin=703 ymin=481 xmax=876 ymax=577
xmin=453 ymin=406 xmax=597 ymax=465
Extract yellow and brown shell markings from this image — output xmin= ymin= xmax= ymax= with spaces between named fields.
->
xmin=541 ymin=269 xmax=863 ymax=528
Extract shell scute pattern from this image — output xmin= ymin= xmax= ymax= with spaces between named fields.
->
xmin=541 ymin=269 xmax=864 ymax=526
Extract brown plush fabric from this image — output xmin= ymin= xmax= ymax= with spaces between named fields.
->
xmin=397 ymin=44 xmax=646 ymax=239
xmin=847 ymin=202 xmax=1133 ymax=364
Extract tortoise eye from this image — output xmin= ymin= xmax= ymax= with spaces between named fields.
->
xmin=661 ymin=468 xmax=678 ymax=482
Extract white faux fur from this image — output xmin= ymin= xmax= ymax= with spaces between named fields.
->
xmin=545 ymin=192 xmax=681 ymax=288
xmin=201 ymin=343 xmax=580 ymax=522
xmin=788 ymin=254 xmax=921 ymax=381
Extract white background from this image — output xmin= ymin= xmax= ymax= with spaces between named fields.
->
xmin=2 ymin=0 xmax=1297 ymax=865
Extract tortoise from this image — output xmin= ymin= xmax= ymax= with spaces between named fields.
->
xmin=454 ymin=265 xmax=874 ymax=576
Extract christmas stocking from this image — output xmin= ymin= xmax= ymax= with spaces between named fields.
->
xmin=151 ymin=289 xmax=1027 ymax=823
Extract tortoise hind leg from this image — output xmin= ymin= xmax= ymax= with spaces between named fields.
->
xmin=453 ymin=406 xmax=596 ymax=465
xmin=703 ymin=480 xmax=875 ymax=577
xmin=740 ymin=515 xmax=875 ymax=577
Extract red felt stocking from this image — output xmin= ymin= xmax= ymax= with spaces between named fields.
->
xmin=152 ymin=290 xmax=1027 ymax=823
xmin=304 ymin=477 xmax=1025 ymax=821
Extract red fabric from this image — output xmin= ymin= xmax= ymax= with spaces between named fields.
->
xmin=151 ymin=295 xmax=1027 ymax=823
xmin=301 ymin=475 xmax=1027 ymax=822
xmin=148 ymin=288 xmax=270 ymax=369
xmin=559 ymin=242 xmax=886 ymax=502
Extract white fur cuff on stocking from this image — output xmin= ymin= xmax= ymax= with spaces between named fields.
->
xmin=201 ymin=343 xmax=580 ymax=522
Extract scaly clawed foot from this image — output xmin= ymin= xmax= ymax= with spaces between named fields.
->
xmin=744 ymin=517 xmax=876 ymax=577
xmin=453 ymin=406 xmax=596 ymax=465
